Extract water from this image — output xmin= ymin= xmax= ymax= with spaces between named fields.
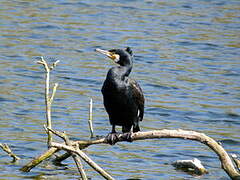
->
xmin=0 ymin=0 xmax=239 ymax=179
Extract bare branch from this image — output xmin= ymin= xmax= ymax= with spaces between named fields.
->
xmin=20 ymin=128 xmax=240 ymax=179
xmin=50 ymin=60 xmax=60 ymax=70
xmin=50 ymin=83 xmax=58 ymax=104
xmin=88 ymin=98 xmax=94 ymax=138
xmin=51 ymin=142 xmax=115 ymax=180
xmin=47 ymin=127 xmax=112 ymax=179
xmin=37 ymin=57 xmax=50 ymax=73
xmin=0 ymin=143 xmax=20 ymax=162
xmin=47 ymin=127 xmax=70 ymax=144
xmin=37 ymin=57 xmax=59 ymax=146
xmin=47 ymin=127 xmax=87 ymax=179
xmin=73 ymin=129 xmax=240 ymax=179
xmin=73 ymin=144 xmax=88 ymax=180
xmin=37 ymin=57 xmax=52 ymax=145
xmin=53 ymin=152 xmax=71 ymax=164
xmin=231 ymin=154 xmax=240 ymax=171
xmin=20 ymin=147 xmax=59 ymax=172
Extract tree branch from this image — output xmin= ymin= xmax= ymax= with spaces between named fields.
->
xmin=50 ymin=83 xmax=58 ymax=104
xmin=37 ymin=57 xmax=59 ymax=146
xmin=72 ymin=129 xmax=240 ymax=179
xmin=51 ymin=142 xmax=115 ymax=180
xmin=73 ymin=143 xmax=88 ymax=180
xmin=231 ymin=154 xmax=240 ymax=171
xmin=20 ymin=128 xmax=240 ymax=179
xmin=45 ymin=127 xmax=88 ymax=179
xmin=88 ymin=98 xmax=94 ymax=138
xmin=20 ymin=147 xmax=59 ymax=172
xmin=0 ymin=143 xmax=20 ymax=162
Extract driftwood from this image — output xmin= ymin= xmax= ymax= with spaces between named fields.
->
xmin=172 ymin=158 xmax=207 ymax=175
xmin=19 ymin=58 xmax=240 ymax=180
xmin=88 ymin=98 xmax=94 ymax=138
xmin=231 ymin=154 xmax=240 ymax=171
xmin=20 ymin=147 xmax=59 ymax=172
xmin=0 ymin=143 xmax=20 ymax=162
xmin=21 ymin=129 xmax=240 ymax=179
xmin=44 ymin=126 xmax=88 ymax=179
xmin=77 ymin=130 xmax=240 ymax=179
xmin=36 ymin=57 xmax=59 ymax=146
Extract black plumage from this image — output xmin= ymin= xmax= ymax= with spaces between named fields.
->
xmin=96 ymin=47 xmax=144 ymax=144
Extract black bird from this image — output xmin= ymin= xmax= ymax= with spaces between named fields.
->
xmin=95 ymin=47 xmax=144 ymax=144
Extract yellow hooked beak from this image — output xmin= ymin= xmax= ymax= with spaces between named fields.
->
xmin=95 ymin=48 xmax=120 ymax=62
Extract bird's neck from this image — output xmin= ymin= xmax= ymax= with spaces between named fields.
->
xmin=118 ymin=56 xmax=133 ymax=78
xmin=108 ymin=64 xmax=132 ymax=82
xmin=119 ymin=64 xmax=132 ymax=77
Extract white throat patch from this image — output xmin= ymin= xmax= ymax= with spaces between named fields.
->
xmin=113 ymin=54 xmax=120 ymax=63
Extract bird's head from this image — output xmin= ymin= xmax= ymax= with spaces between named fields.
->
xmin=95 ymin=47 xmax=133 ymax=66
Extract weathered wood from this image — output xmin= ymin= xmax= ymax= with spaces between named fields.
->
xmin=20 ymin=147 xmax=59 ymax=172
xmin=173 ymin=158 xmax=208 ymax=175
xmin=72 ymin=129 xmax=240 ymax=180
xmin=37 ymin=57 xmax=59 ymax=146
xmin=51 ymin=142 xmax=115 ymax=180
xmin=46 ymin=127 xmax=88 ymax=180
xmin=0 ymin=143 xmax=20 ymax=162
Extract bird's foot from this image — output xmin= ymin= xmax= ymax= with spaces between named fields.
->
xmin=125 ymin=132 xmax=133 ymax=142
xmin=106 ymin=132 xmax=120 ymax=145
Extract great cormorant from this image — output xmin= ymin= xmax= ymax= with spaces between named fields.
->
xmin=95 ymin=47 xmax=144 ymax=144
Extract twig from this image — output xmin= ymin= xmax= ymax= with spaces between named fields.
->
xmin=21 ymin=57 xmax=61 ymax=172
xmin=73 ymin=143 xmax=88 ymax=180
xmin=37 ymin=57 xmax=59 ymax=146
xmin=46 ymin=127 xmax=87 ymax=180
xmin=53 ymin=152 xmax=71 ymax=164
xmin=47 ymin=128 xmax=112 ymax=179
xmin=50 ymin=60 xmax=60 ymax=70
xmin=51 ymin=142 xmax=115 ymax=180
xmin=37 ymin=57 xmax=52 ymax=146
xmin=0 ymin=143 xmax=20 ymax=162
xmin=50 ymin=83 xmax=58 ymax=104
xmin=88 ymin=98 xmax=94 ymax=138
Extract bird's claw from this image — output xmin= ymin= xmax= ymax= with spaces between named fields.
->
xmin=125 ymin=132 xmax=133 ymax=142
xmin=106 ymin=133 xmax=120 ymax=145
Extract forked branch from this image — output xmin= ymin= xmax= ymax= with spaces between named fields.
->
xmin=45 ymin=126 xmax=88 ymax=180
xmin=37 ymin=57 xmax=59 ymax=146
xmin=46 ymin=127 xmax=114 ymax=180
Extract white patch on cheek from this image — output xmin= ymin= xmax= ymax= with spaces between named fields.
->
xmin=114 ymin=54 xmax=120 ymax=62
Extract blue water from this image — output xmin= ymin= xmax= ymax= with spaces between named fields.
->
xmin=0 ymin=0 xmax=239 ymax=179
